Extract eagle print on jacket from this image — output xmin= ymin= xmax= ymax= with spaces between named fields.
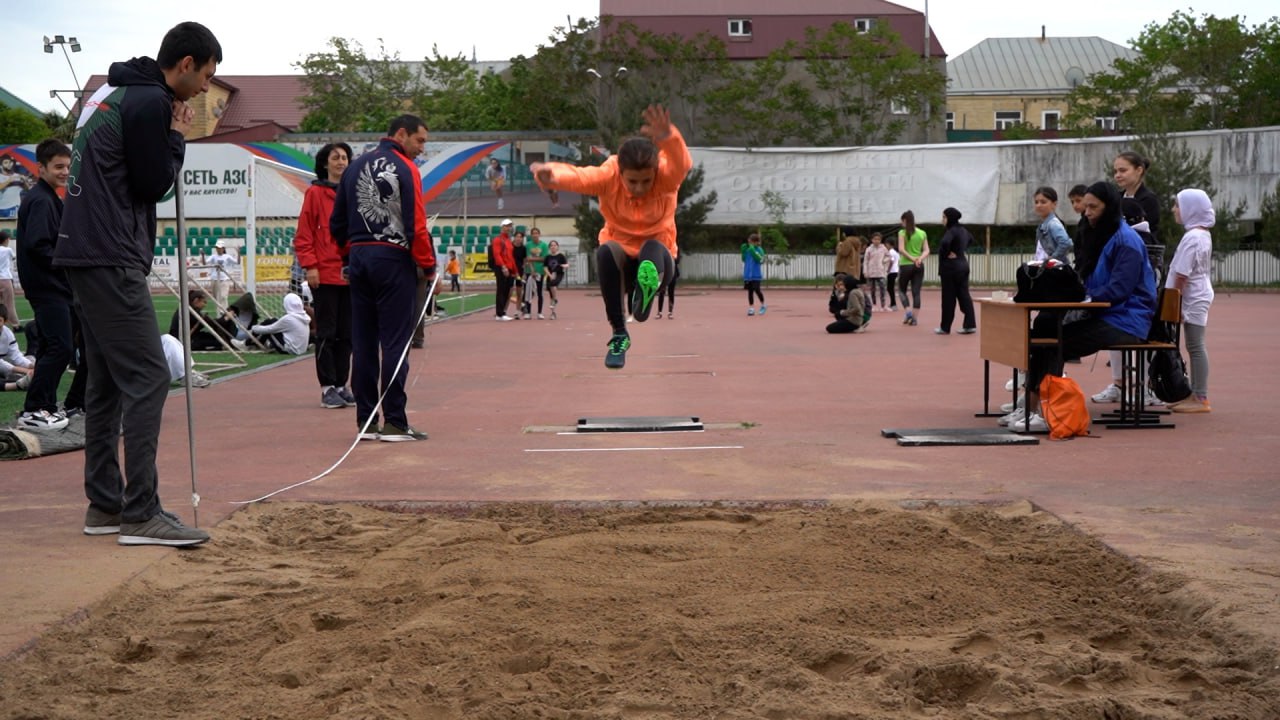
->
xmin=356 ymin=157 xmax=406 ymax=247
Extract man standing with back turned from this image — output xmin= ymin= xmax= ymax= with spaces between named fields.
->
xmin=331 ymin=114 xmax=436 ymax=442
xmin=54 ymin=22 xmax=221 ymax=546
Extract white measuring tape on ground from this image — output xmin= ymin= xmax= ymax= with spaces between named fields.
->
xmin=230 ymin=270 xmax=441 ymax=505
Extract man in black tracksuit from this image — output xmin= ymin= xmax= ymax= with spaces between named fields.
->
xmin=15 ymin=139 xmax=86 ymax=428
xmin=53 ymin=22 xmax=221 ymax=547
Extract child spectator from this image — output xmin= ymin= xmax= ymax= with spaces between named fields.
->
xmin=544 ymin=239 xmax=568 ymax=319
xmin=0 ymin=302 xmax=34 ymax=391
xmin=531 ymin=104 xmax=690 ymax=369
xmin=742 ymin=232 xmax=767 ymax=316
xmin=885 ymin=238 xmax=900 ymax=312
xmin=1167 ymin=188 xmax=1216 ymax=413
xmin=446 ymin=250 xmax=461 ymax=292
xmin=826 ymin=275 xmax=867 ymax=334
xmin=862 ymin=232 xmax=889 ymax=311
xmin=250 ymin=292 xmax=311 ymax=355
xmin=1032 ymin=187 xmax=1074 ymax=264
xmin=0 ymin=230 xmax=17 ymax=329
xmin=524 ymin=227 xmax=549 ymax=318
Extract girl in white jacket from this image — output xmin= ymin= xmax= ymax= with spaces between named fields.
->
xmin=250 ymin=293 xmax=312 ymax=355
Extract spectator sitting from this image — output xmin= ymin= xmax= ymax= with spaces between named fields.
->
xmin=160 ymin=334 xmax=210 ymax=387
xmin=826 ymin=274 xmax=867 ymax=334
xmin=0 ymin=302 xmax=34 ymax=391
xmin=250 ymin=292 xmax=311 ymax=354
xmin=169 ymin=288 xmax=237 ymax=351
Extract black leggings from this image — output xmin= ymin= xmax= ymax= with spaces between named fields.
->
xmin=597 ymin=240 xmax=673 ymax=332
xmin=745 ymin=280 xmax=764 ymax=305
xmin=658 ymin=267 xmax=678 ymax=312
xmin=898 ymin=264 xmax=923 ymax=310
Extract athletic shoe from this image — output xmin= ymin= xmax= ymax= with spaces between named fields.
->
xmin=379 ymin=424 xmax=428 ymax=442
xmin=604 ymin=332 xmax=631 ymax=369
xmin=1171 ymin=398 xmax=1211 ymax=413
xmin=667 ymin=312 xmax=674 ymax=320
xmin=118 ymin=511 xmax=209 ymax=547
xmin=229 ymin=338 xmax=248 ymax=351
xmin=999 ymin=396 xmax=1026 ymax=413
xmin=496 ymin=315 xmax=513 ymax=322
xmin=1091 ymin=384 xmax=1121 ymax=403
xmin=357 ymin=421 xmax=381 ymax=441
xmin=853 ymin=323 xmax=869 ymax=334
xmin=338 ymin=387 xmax=356 ymax=407
xmin=189 ymin=372 xmax=211 ymax=388
xmin=1004 ymin=374 xmax=1024 ymax=392
xmin=903 ymin=312 xmax=911 ymax=325
xmin=18 ymin=409 xmax=69 ymax=431
xmin=15 ymin=373 xmax=30 ymax=390
xmin=958 ymin=327 xmax=977 ymax=335
xmin=998 ymin=408 xmax=1025 ymax=427
xmin=83 ymin=506 xmax=122 ymax=536
xmin=933 ymin=327 xmax=949 ymax=335
xmin=522 ymin=313 xmax=531 ymax=320
xmin=64 ymin=406 xmax=85 ymax=418
xmin=321 ymin=386 xmax=346 ymax=409
xmin=537 ymin=313 xmax=545 ymax=319
xmin=747 ymin=307 xmax=755 ymax=316
xmin=1143 ymin=389 xmax=1165 ymax=407
xmin=907 ymin=315 xmax=918 ymax=326
xmin=634 ymin=259 xmax=660 ymax=318
xmin=1011 ymin=413 xmax=1049 ymax=433
xmin=759 ymin=305 xmax=767 ymax=315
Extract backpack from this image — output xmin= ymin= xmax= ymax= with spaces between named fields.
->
xmin=1038 ymin=374 xmax=1091 ymax=440
xmin=1146 ymin=302 xmax=1193 ymax=403
xmin=487 ymin=243 xmax=498 ymax=275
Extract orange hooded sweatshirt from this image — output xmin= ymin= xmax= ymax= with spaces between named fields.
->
xmin=539 ymin=127 xmax=691 ymax=259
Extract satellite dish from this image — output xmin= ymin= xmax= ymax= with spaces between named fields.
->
xmin=1065 ymin=66 xmax=1086 ymax=89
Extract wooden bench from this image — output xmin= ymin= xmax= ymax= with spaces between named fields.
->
xmin=1098 ymin=287 xmax=1182 ymax=430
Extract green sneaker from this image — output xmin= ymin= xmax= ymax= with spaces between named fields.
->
xmin=357 ymin=420 xmax=381 ymax=441
xmin=604 ymin=332 xmax=631 ymax=369
xmin=633 ymin=260 xmax=660 ymax=319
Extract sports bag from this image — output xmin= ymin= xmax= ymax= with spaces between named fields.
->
xmin=1014 ymin=260 xmax=1085 ymax=303
xmin=1038 ymin=374 xmax=1091 ymax=440
xmin=1146 ymin=295 xmax=1193 ymax=403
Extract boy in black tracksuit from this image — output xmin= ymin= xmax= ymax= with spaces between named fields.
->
xmin=16 ymin=139 xmax=86 ymax=428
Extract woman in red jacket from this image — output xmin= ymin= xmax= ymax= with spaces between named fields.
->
xmin=294 ymin=142 xmax=354 ymax=409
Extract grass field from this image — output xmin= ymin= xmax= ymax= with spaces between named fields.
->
xmin=1 ymin=290 xmax=493 ymax=423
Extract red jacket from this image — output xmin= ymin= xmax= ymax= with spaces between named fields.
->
xmin=491 ymin=231 xmax=518 ymax=275
xmin=293 ymin=181 xmax=345 ymax=285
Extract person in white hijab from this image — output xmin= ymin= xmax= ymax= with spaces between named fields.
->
xmin=1166 ymin=188 xmax=1215 ymax=413
xmin=250 ymin=293 xmax=312 ymax=355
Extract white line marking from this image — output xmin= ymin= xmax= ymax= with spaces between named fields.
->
xmin=554 ymin=430 xmax=705 ymax=436
xmin=525 ymin=445 xmax=743 ymax=453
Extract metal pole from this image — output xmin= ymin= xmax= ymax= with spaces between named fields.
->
xmin=173 ymin=170 xmax=202 ymax=527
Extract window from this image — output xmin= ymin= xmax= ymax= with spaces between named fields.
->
xmin=854 ymin=18 xmax=875 ymax=33
xmin=994 ymin=111 xmax=1022 ymax=130
xmin=945 ymin=112 xmax=955 ymax=131
xmin=728 ymin=19 xmax=753 ymax=37
xmin=1095 ymin=112 xmax=1120 ymax=130
xmin=1042 ymin=111 xmax=1060 ymax=131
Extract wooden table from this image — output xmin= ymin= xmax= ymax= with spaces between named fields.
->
xmin=977 ymin=299 xmax=1110 ymax=432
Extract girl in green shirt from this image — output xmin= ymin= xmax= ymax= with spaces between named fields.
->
xmin=896 ymin=210 xmax=930 ymax=326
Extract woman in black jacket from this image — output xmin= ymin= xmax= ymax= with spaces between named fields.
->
xmin=935 ymin=207 xmax=976 ymax=335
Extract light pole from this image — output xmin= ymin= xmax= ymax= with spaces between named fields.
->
xmin=44 ymin=34 xmax=84 ymax=114
xmin=586 ymin=66 xmax=628 ymax=148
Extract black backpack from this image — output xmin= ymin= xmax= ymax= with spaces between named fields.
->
xmin=1147 ymin=316 xmax=1193 ymax=403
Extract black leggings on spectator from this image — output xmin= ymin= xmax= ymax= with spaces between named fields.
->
xmin=745 ymin=280 xmax=764 ymax=306
xmin=597 ymin=240 xmax=673 ymax=333
xmin=658 ymin=267 xmax=678 ymax=313
xmin=898 ymin=264 xmax=923 ymax=310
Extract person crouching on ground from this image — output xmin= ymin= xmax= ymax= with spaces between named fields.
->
xmin=531 ymin=104 xmax=691 ymax=369
xmin=826 ymin=275 xmax=867 ymax=334
xmin=249 ymin=292 xmax=311 ymax=354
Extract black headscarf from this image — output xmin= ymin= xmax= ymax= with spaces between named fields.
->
xmin=1076 ymin=181 xmax=1122 ymax=280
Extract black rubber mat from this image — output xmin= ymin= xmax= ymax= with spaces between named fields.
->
xmin=577 ymin=416 xmax=703 ymax=433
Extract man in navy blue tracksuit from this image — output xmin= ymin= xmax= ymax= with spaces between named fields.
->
xmin=331 ymin=115 xmax=436 ymax=442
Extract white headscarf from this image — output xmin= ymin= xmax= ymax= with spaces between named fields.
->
xmin=1176 ymin=189 xmax=1215 ymax=229
xmin=283 ymin=292 xmax=308 ymax=317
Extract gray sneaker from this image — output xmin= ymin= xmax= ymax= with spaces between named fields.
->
xmin=379 ymin=423 xmax=427 ymax=442
xmin=321 ymin=386 xmax=345 ymax=409
xmin=83 ymin=506 xmax=122 ymax=536
xmin=118 ymin=511 xmax=210 ymax=547
xmin=337 ymin=387 xmax=356 ymax=407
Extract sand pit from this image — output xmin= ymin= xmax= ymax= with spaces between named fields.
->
xmin=2 ymin=501 xmax=1277 ymax=719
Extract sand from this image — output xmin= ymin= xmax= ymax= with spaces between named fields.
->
xmin=2 ymin=501 xmax=1277 ymax=719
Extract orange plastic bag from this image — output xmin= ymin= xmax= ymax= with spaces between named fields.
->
xmin=1038 ymin=374 xmax=1091 ymax=440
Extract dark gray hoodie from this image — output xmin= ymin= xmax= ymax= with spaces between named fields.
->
xmin=54 ymin=57 xmax=185 ymax=274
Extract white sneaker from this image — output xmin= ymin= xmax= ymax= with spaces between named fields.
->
xmin=496 ymin=315 xmax=513 ymax=322
xmin=999 ymin=396 xmax=1025 ymax=414
xmin=1013 ymin=413 xmax=1049 ymax=433
xmin=1091 ymin=383 xmax=1121 ymax=403
xmin=229 ymin=338 xmax=247 ymax=351
xmin=537 ymin=313 xmax=544 ymax=319
xmin=1142 ymin=389 xmax=1165 ymax=407
xmin=18 ymin=409 xmax=69 ymax=431
xmin=998 ymin=408 xmax=1025 ymax=427
xmin=1004 ymin=373 xmax=1024 ymax=392
xmin=522 ymin=313 xmax=531 ymax=320
xmin=189 ymin=372 xmax=211 ymax=388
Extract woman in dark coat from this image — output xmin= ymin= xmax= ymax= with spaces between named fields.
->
xmin=935 ymin=207 xmax=976 ymax=335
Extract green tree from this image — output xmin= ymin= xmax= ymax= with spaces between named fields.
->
xmin=703 ymin=47 xmax=798 ymax=147
xmin=756 ymin=190 xmax=792 ymax=261
xmin=296 ymin=38 xmax=421 ymax=133
xmin=0 ymin=104 xmax=48 ymax=143
xmin=675 ymin=165 xmax=718 ymax=251
xmin=1065 ymin=11 xmax=1280 ymax=134
xmin=42 ymin=111 xmax=75 ymax=144
xmin=790 ymin=21 xmax=947 ymax=146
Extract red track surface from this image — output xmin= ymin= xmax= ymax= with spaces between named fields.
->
xmin=2 ymin=286 xmax=1277 ymax=656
